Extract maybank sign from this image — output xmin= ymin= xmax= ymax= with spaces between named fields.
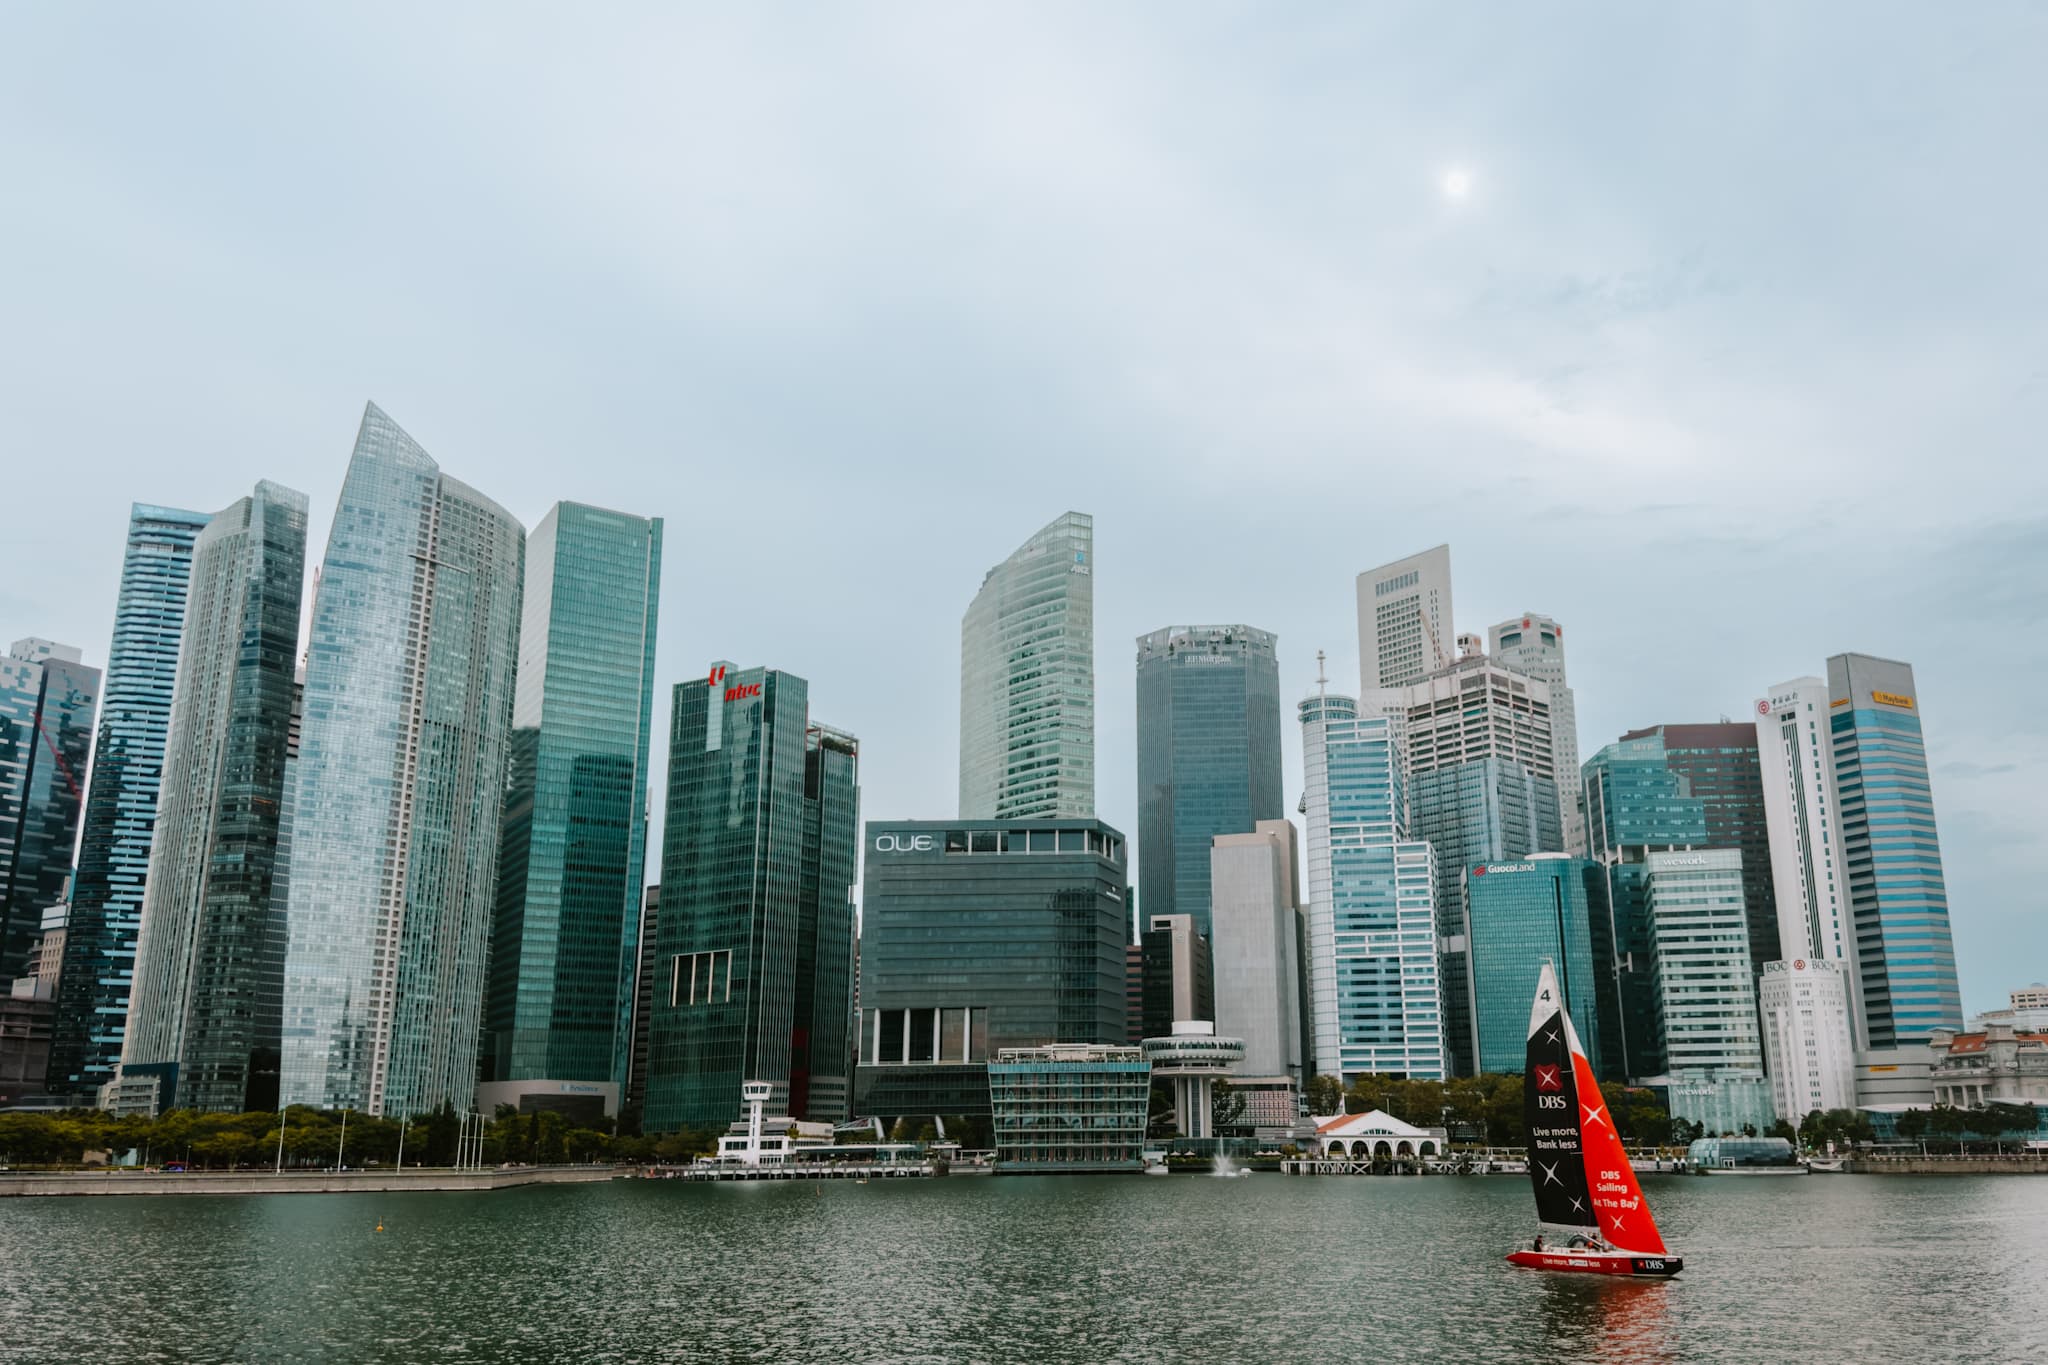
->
xmin=1872 ymin=690 xmax=1915 ymax=710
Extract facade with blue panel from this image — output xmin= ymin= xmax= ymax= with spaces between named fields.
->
xmin=47 ymin=504 xmax=209 ymax=1098
xmin=1465 ymin=856 xmax=1601 ymax=1076
xmin=1827 ymin=654 xmax=1963 ymax=1047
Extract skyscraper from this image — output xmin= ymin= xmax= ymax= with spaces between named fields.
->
xmin=1827 ymin=653 xmax=1963 ymax=1046
xmin=646 ymin=665 xmax=858 ymax=1130
xmin=0 ymin=639 xmax=99 ymax=993
xmin=281 ymin=403 xmax=525 ymax=1118
xmin=1298 ymin=688 xmax=1444 ymax=1083
xmin=1489 ymin=614 xmax=1586 ymax=856
xmin=48 ymin=505 xmax=210 ymax=1099
xmin=1139 ymin=912 xmax=1213 ymax=1042
xmin=1209 ymin=819 xmax=1305 ymax=1085
xmin=1355 ymin=545 xmax=1453 ymax=699
xmin=118 ymin=482 xmax=308 ymax=1114
xmin=793 ymin=724 xmax=860 ymax=1123
xmin=1135 ymin=624 xmax=1283 ymax=937
xmin=483 ymin=502 xmax=662 ymax=1120
xmin=1465 ymin=856 xmax=1601 ymax=1076
xmin=1642 ymin=849 xmax=1771 ymax=1133
xmin=959 ymin=512 xmax=1095 ymax=820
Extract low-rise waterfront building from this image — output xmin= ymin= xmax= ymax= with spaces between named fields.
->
xmin=1307 ymin=1110 xmax=1446 ymax=1160
xmin=1927 ymin=1024 xmax=2048 ymax=1107
xmin=1141 ymin=1021 xmax=1243 ymax=1138
xmin=988 ymin=1044 xmax=1149 ymax=1172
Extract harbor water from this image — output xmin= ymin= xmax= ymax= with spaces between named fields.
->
xmin=3 ymin=1171 xmax=2043 ymax=1362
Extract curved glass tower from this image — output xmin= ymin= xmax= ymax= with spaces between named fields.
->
xmin=47 ymin=504 xmax=209 ymax=1098
xmin=282 ymin=403 xmax=524 ymax=1117
xmin=959 ymin=512 xmax=1094 ymax=820
xmin=120 ymin=482 xmax=307 ymax=1113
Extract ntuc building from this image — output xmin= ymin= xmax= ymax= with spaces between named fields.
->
xmin=853 ymin=819 xmax=1130 ymax=1123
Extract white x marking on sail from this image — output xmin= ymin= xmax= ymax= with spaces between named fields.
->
xmin=1570 ymin=1196 xmax=1585 ymax=1213
xmin=1539 ymin=1161 xmax=1562 ymax=1187
xmin=1543 ymin=1027 xmax=1560 ymax=1046
xmin=1581 ymin=1102 xmax=1609 ymax=1129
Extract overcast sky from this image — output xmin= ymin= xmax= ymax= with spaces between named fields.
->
xmin=5 ymin=5 xmax=2042 ymax=1013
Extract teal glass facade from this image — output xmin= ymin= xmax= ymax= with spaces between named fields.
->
xmin=486 ymin=503 xmax=662 ymax=1096
xmin=1827 ymin=654 xmax=1963 ymax=1046
xmin=1465 ymin=858 xmax=1600 ymax=1075
xmin=793 ymin=726 xmax=859 ymax=1123
xmin=0 ymin=641 xmax=99 ymax=992
xmin=282 ymin=403 xmax=525 ymax=1117
xmin=48 ymin=505 xmax=209 ymax=1098
xmin=120 ymin=483 xmax=307 ymax=1113
xmin=1134 ymin=625 xmax=1283 ymax=938
xmin=988 ymin=1045 xmax=1150 ymax=1171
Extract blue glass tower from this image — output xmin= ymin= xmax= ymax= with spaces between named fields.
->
xmin=0 ymin=640 xmax=99 ymax=993
xmin=1135 ymin=625 xmax=1283 ymax=939
xmin=47 ymin=505 xmax=209 ymax=1098
xmin=1827 ymin=654 xmax=1963 ymax=1046
xmin=485 ymin=502 xmax=662 ymax=1117
xmin=1465 ymin=856 xmax=1600 ymax=1075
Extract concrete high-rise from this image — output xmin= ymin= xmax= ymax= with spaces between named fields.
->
xmin=48 ymin=505 xmax=210 ymax=1100
xmin=281 ymin=403 xmax=526 ymax=1118
xmin=1489 ymin=614 xmax=1585 ymax=856
xmin=118 ymin=482 xmax=308 ymax=1114
xmin=0 ymin=639 xmax=99 ymax=994
xmin=959 ymin=512 xmax=1094 ymax=820
xmin=1139 ymin=912 xmax=1211 ymax=1043
xmin=1827 ymin=653 xmax=1963 ymax=1046
xmin=1210 ymin=819 xmax=1306 ymax=1085
xmin=1758 ymin=958 xmax=1856 ymax=1118
xmin=483 ymin=503 xmax=662 ymax=1121
xmin=1642 ymin=849 xmax=1771 ymax=1133
xmin=1355 ymin=545 xmax=1453 ymax=699
xmin=1135 ymin=624 xmax=1283 ymax=937
xmin=1298 ymin=688 xmax=1444 ymax=1083
xmin=645 ymin=665 xmax=858 ymax=1130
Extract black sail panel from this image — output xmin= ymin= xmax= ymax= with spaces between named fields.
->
xmin=1524 ymin=999 xmax=1598 ymax=1230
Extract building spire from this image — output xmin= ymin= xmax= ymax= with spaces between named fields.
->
xmin=1316 ymin=649 xmax=1328 ymax=700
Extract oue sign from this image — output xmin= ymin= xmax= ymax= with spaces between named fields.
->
xmin=873 ymin=833 xmax=935 ymax=853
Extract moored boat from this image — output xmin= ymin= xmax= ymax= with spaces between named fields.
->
xmin=1504 ymin=963 xmax=1683 ymax=1279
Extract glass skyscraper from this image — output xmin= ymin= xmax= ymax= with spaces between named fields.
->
xmin=1135 ymin=624 xmax=1282 ymax=938
xmin=484 ymin=502 xmax=661 ymax=1117
xmin=959 ymin=511 xmax=1094 ymax=820
xmin=1827 ymin=653 xmax=1963 ymax=1047
xmin=646 ymin=665 xmax=859 ymax=1131
xmin=47 ymin=505 xmax=209 ymax=1098
xmin=1465 ymin=856 xmax=1600 ymax=1075
xmin=119 ymin=482 xmax=308 ymax=1113
xmin=1488 ymin=614 xmax=1585 ymax=855
xmin=0 ymin=639 xmax=99 ymax=992
xmin=1298 ymin=691 xmax=1444 ymax=1083
xmin=281 ymin=403 xmax=526 ymax=1118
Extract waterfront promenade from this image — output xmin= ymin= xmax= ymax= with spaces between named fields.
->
xmin=0 ymin=1165 xmax=616 ymax=1197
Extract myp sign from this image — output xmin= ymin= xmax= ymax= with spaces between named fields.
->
xmin=873 ymin=832 xmax=936 ymax=854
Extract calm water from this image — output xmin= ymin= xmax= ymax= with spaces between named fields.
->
xmin=4 ymin=1172 xmax=2044 ymax=1362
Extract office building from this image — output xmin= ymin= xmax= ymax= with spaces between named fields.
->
xmin=1140 ymin=913 xmax=1212 ymax=1043
xmin=1125 ymin=942 xmax=1143 ymax=1044
xmin=0 ymin=639 xmax=99 ymax=992
xmin=623 ymin=885 xmax=659 ymax=1118
xmin=1827 ymin=654 xmax=1963 ymax=1047
xmin=118 ymin=482 xmax=308 ymax=1114
xmin=988 ymin=1043 xmax=1149 ymax=1171
xmin=1758 ymin=958 xmax=1857 ymax=1118
xmin=1642 ymin=850 xmax=1771 ymax=1132
xmin=1464 ymin=856 xmax=1601 ymax=1076
xmin=793 ymin=724 xmax=860 ymax=1123
xmin=1298 ymin=688 xmax=1444 ymax=1083
xmin=1135 ymin=624 xmax=1283 ymax=936
xmin=959 ymin=512 xmax=1095 ymax=820
xmin=1354 ymin=545 xmax=1453 ymax=697
xmin=2014 ymin=985 xmax=2048 ymax=1012
xmin=281 ymin=403 xmax=526 ymax=1118
xmin=1489 ymin=614 xmax=1585 ymax=856
xmin=645 ymin=665 xmax=858 ymax=1130
xmin=47 ymin=505 xmax=210 ymax=1099
xmin=483 ymin=503 xmax=662 ymax=1119
xmin=1927 ymin=1023 xmax=2048 ymax=1108
xmin=1398 ymin=651 xmax=1562 ymax=1074
xmin=855 ymin=818 xmax=1129 ymax=1121
xmin=1209 ymin=819 xmax=1305 ymax=1084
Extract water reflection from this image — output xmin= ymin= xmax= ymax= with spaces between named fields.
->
xmin=1533 ymin=1275 xmax=1678 ymax=1363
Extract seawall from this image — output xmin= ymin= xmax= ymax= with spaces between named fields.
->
xmin=0 ymin=1166 xmax=618 ymax=1198
xmin=1843 ymin=1156 xmax=2048 ymax=1175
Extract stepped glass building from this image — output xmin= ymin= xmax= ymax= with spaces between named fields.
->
xmin=48 ymin=505 xmax=210 ymax=1100
xmin=118 ymin=482 xmax=307 ymax=1114
xmin=483 ymin=502 xmax=662 ymax=1120
xmin=959 ymin=512 xmax=1095 ymax=820
xmin=281 ymin=403 xmax=526 ymax=1118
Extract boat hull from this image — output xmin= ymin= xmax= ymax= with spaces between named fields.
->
xmin=1505 ymin=1250 xmax=1682 ymax=1278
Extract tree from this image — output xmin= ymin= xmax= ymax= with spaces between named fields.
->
xmin=1303 ymin=1074 xmax=1344 ymax=1117
xmin=1929 ymin=1104 xmax=1972 ymax=1153
xmin=1765 ymin=1119 xmax=1797 ymax=1143
xmin=1211 ymin=1079 xmax=1247 ymax=1134
xmin=1982 ymin=1102 xmax=2038 ymax=1142
xmin=1895 ymin=1107 xmax=1929 ymax=1149
xmin=1146 ymin=1080 xmax=1177 ymax=1139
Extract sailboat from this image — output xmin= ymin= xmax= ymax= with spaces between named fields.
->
xmin=1505 ymin=963 xmax=1683 ymax=1278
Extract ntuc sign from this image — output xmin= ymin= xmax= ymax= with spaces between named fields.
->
xmin=708 ymin=664 xmax=761 ymax=703
xmin=873 ymin=833 xmax=935 ymax=854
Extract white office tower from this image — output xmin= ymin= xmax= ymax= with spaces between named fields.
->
xmin=1210 ymin=819 xmax=1305 ymax=1084
xmin=1298 ymin=686 xmax=1444 ymax=1083
xmin=1490 ymin=614 xmax=1585 ymax=856
xmin=959 ymin=512 xmax=1095 ymax=819
xmin=1754 ymin=677 xmax=1860 ymax=1113
xmin=1354 ymin=546 xmax=1453 ymax=710
xmin=1758 ymin=959 xmax=1857 ymax=1118
xmin=1644 ymin=849 xmax=1772 ymax=1132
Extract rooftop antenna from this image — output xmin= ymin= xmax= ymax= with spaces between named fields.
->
xmin=1315 ymin=649 xmax=1328 ymax=700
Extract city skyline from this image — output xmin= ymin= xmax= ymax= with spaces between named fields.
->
xmin=4 ymin=8 xmax=2042 ymax=1014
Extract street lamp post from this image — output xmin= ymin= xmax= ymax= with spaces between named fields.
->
xmin=275 ymin=1106 xmax=288 ymax=1175
xmin=335 ymin=1108 xmax=349 ymax=1172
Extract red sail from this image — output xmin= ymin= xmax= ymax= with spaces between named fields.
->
xmin=1567 ymin=1046 xmax=1667 ymax=1255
